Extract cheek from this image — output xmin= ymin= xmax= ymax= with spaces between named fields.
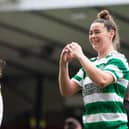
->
xmin=89 ymin=36 xmax=92 ymax=42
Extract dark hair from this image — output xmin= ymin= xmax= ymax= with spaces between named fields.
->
xmin=93 ymin=10 xmax=120 ymax=51
xmin=64 ymin=117 xmax=81 ymax=129
xmin=0 ymin=59 xmax=6 ymax=77
xmin=0 ymin=59 xmax=6 ymax=68
xmin=65 ymin=121 xmax=76 ymax=129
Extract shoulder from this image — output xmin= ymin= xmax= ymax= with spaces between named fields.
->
xmin=105 ymin=51 xmax=129 ymax=70
xmin=106 ymin=51 xmax=128 ymax=62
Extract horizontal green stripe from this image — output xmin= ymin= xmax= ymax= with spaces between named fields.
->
xmin=105 ymin=54 xmax=112 ymax=59
xmin=83 ymin=120 xmax=128 ymax=129
xmin=81 ymin=68 xmax=87 ymax=79
xmin=96 ymin=63 xmax=106 ymax=68
xmin=106 ymin=58 xmax=127 ymax=70
xmin=123 ymin=71 xmax=129 ymax=80
xmin=102 ymin=83 xmax=126 ymax=98
xmin=84 ymin=101 xmax=126 ymax=115
xmin=107 ymin=58 xmax=129 ymax=80
xmin=95 ymin=58 xmax=126 ymax=69
xmin=73 ymin=75 xmax=82 ymax=81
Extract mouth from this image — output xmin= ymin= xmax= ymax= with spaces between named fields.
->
xmin=90 ymin=39 xmax=100 ymax=49
xmin=91 ymin=40 xmax=99 ymax=45
xmin=92 ymin=37 xmax=99 ymax=42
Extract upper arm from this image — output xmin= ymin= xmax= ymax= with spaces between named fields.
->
xmin=69 ymin=68 xmax=84 ymax=95
xmin=95 ymin=57 xmax=129 ymax=87
xmin=69 ymin=80 xmax=81 ymax=95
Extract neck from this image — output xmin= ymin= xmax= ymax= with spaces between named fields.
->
xmin=98 ymin=47 xmax=115 ymax=59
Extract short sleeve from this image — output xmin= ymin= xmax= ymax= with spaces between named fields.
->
xmin=71 ymin=68 xmax=86 ymax=87
xmin=104 ymin=58 xmax=129 ymax=81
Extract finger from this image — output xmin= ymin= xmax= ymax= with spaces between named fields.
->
xmin=64 ymin=47 xmax=70 ymax=53
xmin=71 ymin=42 xmax=79 ymax=47
xmin=71 ymin=42 xmax=78 ymax=46
xmin=64 ymin=44 xmax=72 ymax=52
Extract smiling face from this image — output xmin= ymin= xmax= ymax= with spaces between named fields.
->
xmin=89 ymin=22 xmax=114 ymax=52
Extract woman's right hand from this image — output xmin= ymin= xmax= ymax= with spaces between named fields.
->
xmin=60 ymin=44 xmax=74 ymax=65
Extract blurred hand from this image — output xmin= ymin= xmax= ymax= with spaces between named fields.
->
xmin=66 ymin=42 xmax=84 ymax=59
xmin=60 ymin=44 xmax=75 ymax=64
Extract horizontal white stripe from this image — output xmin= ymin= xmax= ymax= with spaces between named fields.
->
xmin=83 ymin=93 xmax=123 ymax=105
xmin=71 ymin=78 xmax=83 ymax=87
xmin=117 ymin=79 xmax=128 ymax=88
xmin=71 ymin=68 xmax=84 ymax=87
xmin=85 ymin=77 xmax=92 ymax=84
xmin=105 ymin=64 xmax=123 ymax=78
xmin=83 ymin=113 xmax=127 ymax=123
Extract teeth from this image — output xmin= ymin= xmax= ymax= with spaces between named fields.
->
xmin=93 ymin=40 xmax=97 ymax=43
xmin=91 ymin=38 xmax=98 ymax=42
xmin=94 ymin=39 xmax=98 ymax=42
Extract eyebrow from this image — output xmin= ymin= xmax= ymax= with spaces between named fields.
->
xmin=89 ymin=29 xmax=101 ymax=33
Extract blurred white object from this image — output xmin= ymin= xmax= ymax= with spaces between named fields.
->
xmin=0 ymin=0 xmax=129 ymax=11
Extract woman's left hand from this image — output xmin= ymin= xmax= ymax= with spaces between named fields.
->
xmin=66 ymin=42 xmax=84 ymax=59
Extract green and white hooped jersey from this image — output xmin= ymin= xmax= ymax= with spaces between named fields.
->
xmin=72 ymin=50 xmax=129 ymax=129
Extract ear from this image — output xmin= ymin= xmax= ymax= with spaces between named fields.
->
xmin=109 ymin=30 xmax=115 ymax=40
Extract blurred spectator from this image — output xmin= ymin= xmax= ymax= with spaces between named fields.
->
xmin=0 ymin=59 xmax=6 ymax=126
xmin=124 ymin=85 xmax=129 ymax=128
xmin=64 ymin=117 xmax=82 ymax=129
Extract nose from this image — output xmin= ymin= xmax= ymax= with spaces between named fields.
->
xmin=91 ymin=32 xmax=96 ymax=37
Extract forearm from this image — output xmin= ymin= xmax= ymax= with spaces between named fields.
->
xmin=58 ymin=62 xmax=73 ymax=96
xmin=78 ymin=55 xmax=113 ymax=87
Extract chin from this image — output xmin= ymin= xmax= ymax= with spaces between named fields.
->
xmin=92 ymin=45 xmax=99 ymax=51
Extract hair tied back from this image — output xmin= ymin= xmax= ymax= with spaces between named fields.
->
xmin=97 ymin=10 xmax=111 ymax=20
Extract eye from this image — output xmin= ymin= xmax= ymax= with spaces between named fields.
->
xmin=89 ymin=31 xmax=92 ymax=35
xmin=89 ymin=30 xmax=101 ymax=36
xmin=94 ymin=30 xmax=101 ymax=34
